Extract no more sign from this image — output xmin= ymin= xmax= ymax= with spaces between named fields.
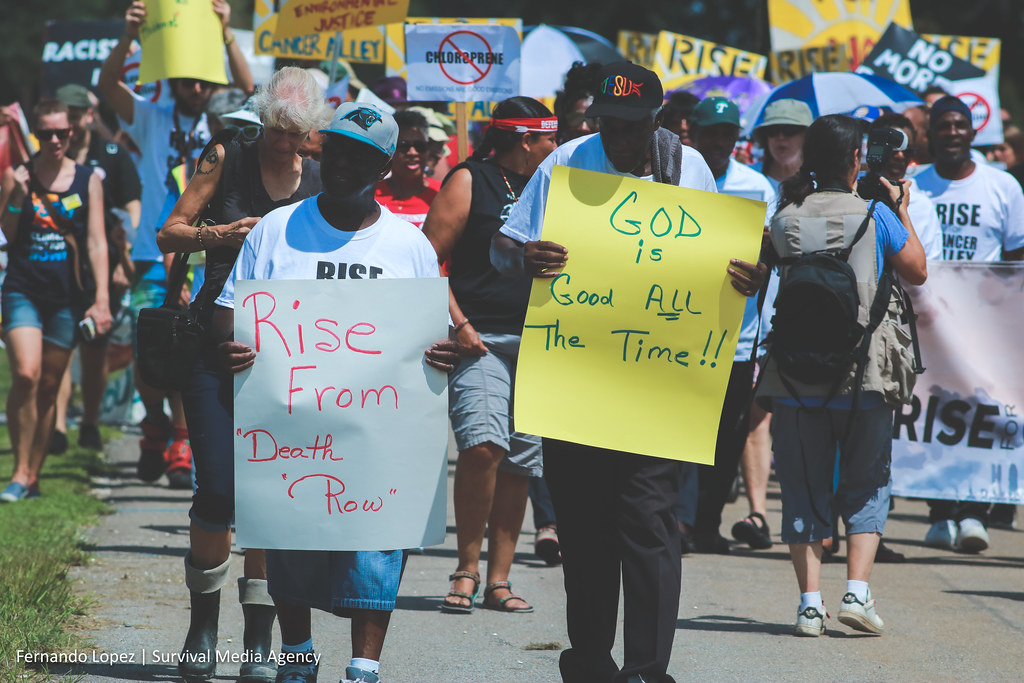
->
xmin=405 ymin=23 xmax=520 ymax=102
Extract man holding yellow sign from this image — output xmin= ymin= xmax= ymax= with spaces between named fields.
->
xmin=492 ymin=62 xmax=766 ymax=683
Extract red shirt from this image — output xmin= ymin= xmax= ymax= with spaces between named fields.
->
xmin=374 ymin=177 xmax=440 ymax=229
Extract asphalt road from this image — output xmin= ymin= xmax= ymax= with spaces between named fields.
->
xmin=56 ymin=435 xmax=1024 ymax=682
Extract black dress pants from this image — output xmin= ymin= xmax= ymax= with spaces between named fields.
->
xmin=544 ymin=438 xmax=681 ymax=683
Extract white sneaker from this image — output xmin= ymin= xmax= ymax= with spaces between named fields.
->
xmin=957 ymin=517 xmax=990 ymax=553
xmin=794 ymin=605 xmax=826 ymax=637
xmin=924 ymin=520 xmax=958 ymax=550
xmin=838 ymin=591 xmax=884 ymax=634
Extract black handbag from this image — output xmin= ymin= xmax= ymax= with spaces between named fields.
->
xmin=136 ymin=252 xmax=204 ymax=391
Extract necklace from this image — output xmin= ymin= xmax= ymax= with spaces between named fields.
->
xmin=499 ymin=168 xmax=518 ymax=203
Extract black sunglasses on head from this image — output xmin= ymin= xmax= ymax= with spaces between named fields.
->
xmin=395 ymin=140 xmax=428 ymax=154
xmin=36 ymin=127 xmax=72 ymax=141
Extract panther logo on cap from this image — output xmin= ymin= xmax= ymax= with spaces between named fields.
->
xmin=341 ymin=107 xmax=382 ymax=131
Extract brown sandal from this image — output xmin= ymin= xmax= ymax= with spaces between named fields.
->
xmin=482 ymin=580 xmax=534 ymax=613
xmin=440 ymin=570 xmax=480 ymax=614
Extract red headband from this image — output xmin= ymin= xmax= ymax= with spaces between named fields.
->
xmin=489 ymin=117 xmax=558 ymax=133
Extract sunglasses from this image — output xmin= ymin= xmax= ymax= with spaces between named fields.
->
xmin=396 ymin=140 xmax=428 ymax=154
xmin=177 ymin=78 xmax=216 ymax=91
xmin=36 ymin=127 xmax=73 ymax=141
xmin=764 ymin=125 xmax=805 ymax=138
xmin=229 ymin=124 xmax=263 ymax=141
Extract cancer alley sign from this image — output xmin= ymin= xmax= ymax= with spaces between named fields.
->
xmin=404 ymin=23 xmax=520 ymax=102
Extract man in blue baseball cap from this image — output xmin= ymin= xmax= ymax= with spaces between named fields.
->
xmin=211 ymin=102 xmax=459 ymax=683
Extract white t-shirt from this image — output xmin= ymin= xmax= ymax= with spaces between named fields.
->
xmin=120 ymin=94 xmax=210 ymax=262
xmin=217 ymin=198 xmax=440 ymax=309
xmin=906 ymin=178 xmax=943 ymax=260
xmin=716 ymin=158 xmax=777 ymax=360
xmin=499 ymin=133 xmax=717 ymax=244
xmin=913 ymin=162 xmax=1024 ymax=262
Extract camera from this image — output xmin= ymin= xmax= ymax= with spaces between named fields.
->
xmin=856 ymin=127 xmax=909 ymax=211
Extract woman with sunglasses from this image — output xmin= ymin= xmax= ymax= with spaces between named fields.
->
xmin=423 ymin=96 xmax=558 ymax=614
xmin=374 ymin=109 xmax=439 ymax=230
xmin=752 ymin=98 xmax=814 ymax=192
xmin=155 ymin=66 xmax=328 ymax=683
xmin=0 ymin=100 xmax=112 ymax=502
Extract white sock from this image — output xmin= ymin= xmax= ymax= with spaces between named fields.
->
xmin=846 ymin=580 xmax=869 ymax=603
xmin=799 ymin=591 xmax=823 ymax=612
xmin=281 ymin=637 xmax=313 ymax=653
xmin=351 ymin=658 xmax=380 ymax=674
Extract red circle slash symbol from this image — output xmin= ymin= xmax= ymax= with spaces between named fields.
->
xmin=438 ymin=30 xmax=494 ymax=86
xmin=958 ymin=91 xmax=991 ymax=132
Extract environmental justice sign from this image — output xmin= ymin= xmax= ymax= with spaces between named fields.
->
xmin=652 ymin=31 xmax=767 ymax=92
xmin=252 ymin=0 xmax=386 ymax=62
xmin=137 ymin=0 xmax=227 ymax=85
xmin=274 ymin=0 xmax=409 ymax=40
xmin=515 ymin=167 xmax=764 ymax=464
xmin=856 ymin=24 xmax=1002 ymax=145
xmin=405 ymin=24 xmax=520 ymax=103
xmin=768 ymin=0 xmax=912 ymax=71
xmin=232 ymin=278 xmax=449 ymax=551
xmin=892 ymin=262 xmax=1024 ymax=505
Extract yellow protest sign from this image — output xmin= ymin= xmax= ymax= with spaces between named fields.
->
xmin=274 ymin=0 xmax=409 ymax=40
xmin=923 ymin=34 xmax=1001 ymax=75
xmin=771 ymin=42 xmax=853 ymax=83
xmin=385 ymin=17 xmax=522 ymax=80
xmin=137 ymin=0 xmax=227 ymax=84
xmin=252 ymin=0 xmax=385 ymax=61
xmin=767 ymin=0 xmax=912 ymax=69
xmin=515 ymin=166 xmax=764 ymax=463
xmin=618 ymin=30 xmax=657 ymax=70
xmin=653 ymin=31 xmax=767 ymax=92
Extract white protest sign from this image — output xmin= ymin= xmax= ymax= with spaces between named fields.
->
xmin=404 ymin=23 xmax=520 ymax=102
xmin=892 ymin=263 xmax=1024 ymax=504
xmin=233 ymin=278 xmax=449 ymax=551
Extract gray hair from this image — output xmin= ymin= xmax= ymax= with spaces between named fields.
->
xmin=252 ymin=67 xmax=328 ymax=133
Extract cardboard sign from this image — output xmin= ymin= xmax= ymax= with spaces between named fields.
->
xmin=252 ymin=0 xmax=386 ymax=62
xmin=767 ymin=0 xmax=912 ymax=69
xmin=770 ymin=42 xmax=852 ymax=84
xmin=274 ymin=0 xmax=408 ymax=39
xmin=41 ymin=20 xmax=123 ymax=91
xmin=653 ymin=31 xmax=767 ymax=92
xmin=385 ymin=17 xmax=522 ymax=80
xmin=892 ymin=263 xmax=1024 ymax=504
xmin=618 ymin=30 xmax=657 ymax=70
xmin=405 ymin=23 xmax=520 ymax=102
xmin=923 ymin=34 xmax=1003 ymax=146
xmin=233 ymin=278 xmax=449 ymax=551
xmin=515 ymin=166 xmax=764 ymax=463
xmin=856 ymin=24 xmax=1002 ymax=145
xmin=137 ymin=0 xmax=228 ymax=84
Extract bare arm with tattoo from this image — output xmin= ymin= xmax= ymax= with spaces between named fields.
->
xmin=157 ymin=142 xmax=259 ymax=253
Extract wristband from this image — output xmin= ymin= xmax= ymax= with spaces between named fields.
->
xmin=453 ymin=319 xmax=470 ymax=332
xmin=196 ymin=225 xmax=206 ymax=249
xmin=6 ymin=204 xmax=22 ymax=214
xmin=224 ymin=33 xmax=235 ymax=46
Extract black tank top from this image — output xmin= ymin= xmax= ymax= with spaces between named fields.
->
xmin=3 ymin=161 xmax=92 ymax=308
xmin=192 ymin=135 xmax=321 ymax=326
xmin=447 ymin=159 xmax=533 ymax=335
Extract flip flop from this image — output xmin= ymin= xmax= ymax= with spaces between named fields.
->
xmin=482 ymin=580 xmax=534 ymax=614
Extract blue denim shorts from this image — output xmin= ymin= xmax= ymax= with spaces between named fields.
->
xmin=1 ymin=290 xmax=78 ymax=349
xmin=266 ymin=549 xmax=407 ymax=614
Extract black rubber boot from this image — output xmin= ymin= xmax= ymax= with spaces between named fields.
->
xmin=179 ymin=553 xmax=229 ymax=682
xmin=238 ymin=578 xmax=277 ymax=683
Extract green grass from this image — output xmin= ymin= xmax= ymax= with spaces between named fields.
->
xmin=0 ymin=352 xmax=115 ymax=682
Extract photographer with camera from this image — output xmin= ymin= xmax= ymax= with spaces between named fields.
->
xmin=862 ymin=114 xmax=943 ymax=260
xmin=758 ymin=114 xmax=925 ymax=637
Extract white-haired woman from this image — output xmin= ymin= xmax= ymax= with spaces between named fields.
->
xmin=157 ymin=66 xmax=330 ymax=683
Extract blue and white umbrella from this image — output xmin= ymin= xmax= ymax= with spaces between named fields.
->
xmin=742 ymin=73 xmax=923 ymax=137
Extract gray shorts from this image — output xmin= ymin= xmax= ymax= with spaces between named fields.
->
xmin=449 ymin=332 xmax=542 ymax=477
xmin=770 ymin=401 xmax=893 ymax=544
